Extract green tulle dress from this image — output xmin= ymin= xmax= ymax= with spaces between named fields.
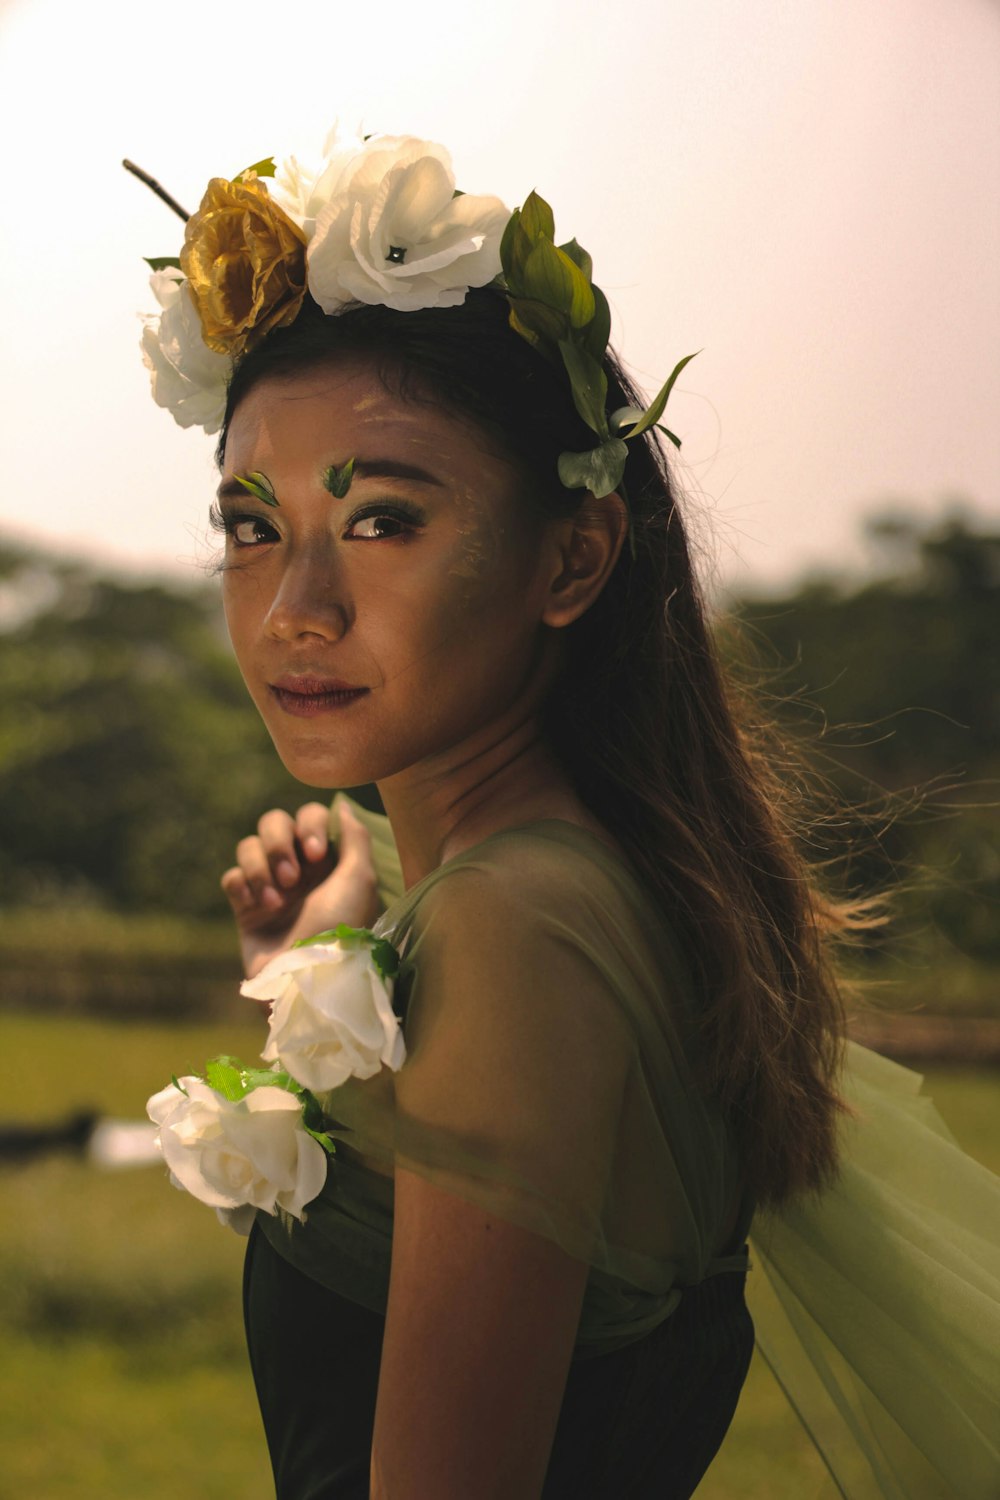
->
xmin=254 ymin=795 xmax=999 ymax=1499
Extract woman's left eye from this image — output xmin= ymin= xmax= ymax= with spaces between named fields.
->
xmin=344 ymin=506 xmax=422 ymax=541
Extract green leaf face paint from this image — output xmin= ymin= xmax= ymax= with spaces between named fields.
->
xmin=323 ymin=458 xmax=355 ymax=499
xmin=234 ymin=472 xmax=279 ymax=507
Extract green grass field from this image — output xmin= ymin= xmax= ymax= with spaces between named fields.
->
xmin=4 ymin=1013 xmax=998 ymax=1499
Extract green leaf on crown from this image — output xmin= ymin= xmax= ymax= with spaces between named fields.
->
xmin=582 ymin=284 xmax=612 ymax=363
xmin=557 ymin=237 xmax=594 ymax=284
xmin=507 ymin=296 xmax=570 ymax=355
xmin=519 ymin=190 xmax=556 ymax=244
xmin=237 ymin=156 xmax=277 ymax=181
xmin=144 ymin=256 xmax=182 ymax=272
xmin=613 ymin=351 xmax=699 ymax=440
xmin=521 ymin=241 xmax=595 ymax=329
xmin=500 ymin=210 xmax=534 ymax=287
xmin=558 ymin=340 xmax=610 ymax=437
xmin=557 ymin=438 xmax=628 ymax=498
xmin=234 ymin=472 xmax=279 ymax=507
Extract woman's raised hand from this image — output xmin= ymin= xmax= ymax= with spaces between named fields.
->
xmin=221 ymin=800 xmax=380 ymax=978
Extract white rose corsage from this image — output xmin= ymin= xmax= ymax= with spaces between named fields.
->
xmin=146 ymin=925 xmax=404 ymax=1234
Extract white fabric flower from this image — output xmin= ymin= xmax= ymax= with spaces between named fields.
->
xmin=146 ymin=1077 xmax=327 ymax=1232
xmin=272 ymin=123 xmax=368 ymax=239
xmin=303 ymin=135 xmax=510 ymax=313
xmin=241 ymin=939 xmax=406 ymax=1092
xmin=140 ymin=267 xmax=229 ymax=433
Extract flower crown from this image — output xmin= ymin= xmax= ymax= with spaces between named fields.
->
xmin=133 ymin=129 xmax=694 ymax=504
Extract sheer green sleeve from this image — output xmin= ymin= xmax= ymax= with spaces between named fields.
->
xmin=377 ymin=854 xmax=636 ymax=1265
xmin=300 ymin=808 xmax=747 ymax=1332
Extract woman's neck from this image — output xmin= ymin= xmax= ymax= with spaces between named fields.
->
xmin=377 ymin=714 xmax=596 ymax=889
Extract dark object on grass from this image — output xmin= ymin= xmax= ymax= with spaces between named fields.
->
xmin=0 ymin=1109 xmax=98 ymax=1165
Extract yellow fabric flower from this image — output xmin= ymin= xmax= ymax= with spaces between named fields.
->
xmin=180 ymin=176 xmax=308 ymax=357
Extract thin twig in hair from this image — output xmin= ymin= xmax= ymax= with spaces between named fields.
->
xmin=122 ymin=159 xmax=190 ymax=223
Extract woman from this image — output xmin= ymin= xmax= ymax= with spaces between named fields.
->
xmin=139 ymin=133 xmax=999 ymax=1499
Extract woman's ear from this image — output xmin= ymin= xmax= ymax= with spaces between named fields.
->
xmin=541 ymin=491 xmax=628 ymax=629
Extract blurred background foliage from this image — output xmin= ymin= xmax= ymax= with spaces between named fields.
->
xmin=0 ymin=504 xmax=996 ymax=1009
xmin=0 ymin=538 xmax=321 ymax=917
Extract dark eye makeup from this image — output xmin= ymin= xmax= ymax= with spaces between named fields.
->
xmin=208 ymin=498 xmax=427 ymax=547
xmin=208 ymin=503 xmax=280 ymax=547
xmin=343 ymin=501 xmax=426 ymax=540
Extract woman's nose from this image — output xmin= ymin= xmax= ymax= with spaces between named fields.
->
xmin=263 ymin=546 xmax=351 ymax=643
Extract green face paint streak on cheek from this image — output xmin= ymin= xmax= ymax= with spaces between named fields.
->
xmin=323 ymin=458 xmax=356 ymax=499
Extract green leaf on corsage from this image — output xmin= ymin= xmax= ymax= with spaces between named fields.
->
xmin=305 ymin=1126 xmax=338 ymax=1155
xmin=323 ymin=458 xmax=355 ymax=499
xmin=204 ymin=1057 xmax=247 ymax=1101
xmin=234 ymin=472 xmax=279 ymax=507
xmin=292 ymin=923 xmax=401 ymax=982
xmin=369 ymin=937 xmax=400 ymax=982
xmin=144 ymin=256 xmax=182 ymax=272
xmin=294 ymin=922 xmax=374 ymax=949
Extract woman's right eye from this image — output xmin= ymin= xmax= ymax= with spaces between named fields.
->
xmin=209 ymin=504 xmax=280 ymax=548
xmin=229 ymin=516 xmax=279 ymax=547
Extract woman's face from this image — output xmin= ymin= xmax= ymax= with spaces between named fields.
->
xmin=219 ymin=360 xmax=560 ymax=789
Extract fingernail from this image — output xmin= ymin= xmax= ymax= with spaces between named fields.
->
xmin=276 ymin=859 xmax=297 ymax=887
xmin=261 ymin=885 xmax=283 ymax=909
xmin=303 ymin=836 xmax=324 ymax=859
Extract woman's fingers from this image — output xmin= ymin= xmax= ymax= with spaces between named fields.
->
xmin=235 ymin=832 xmax=282 ymax=896
xmin=220 ymin=863 xmax=281 ymax=916
xmin=256 ymin=808 xmax=302 ymax=888
xmin=295 ymin=802 xmax=334 ymax=864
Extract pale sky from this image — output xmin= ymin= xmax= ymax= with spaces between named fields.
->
xmin=0 ymin=0 xmax=997 ymax=593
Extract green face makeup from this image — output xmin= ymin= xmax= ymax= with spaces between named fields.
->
xmin=233 ymin=471 xmax=279 ymax=507
xmin=323 ymin=458 xmax=355 ymax=499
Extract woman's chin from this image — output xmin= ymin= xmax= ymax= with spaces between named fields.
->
xmin=266 ymin=739 xmax=369 ymax=792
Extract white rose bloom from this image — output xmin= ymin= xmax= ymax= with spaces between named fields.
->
xmin=272 ymin=124 xmax=368 ymax=238
xmin=140 ymin=268 xmax=229 ymax=434
xmin=146 ymin=1077 xmax=327 ymax=1232
xmin=304 ymin=135 xmax=510 ymax=313
xmin=242 ymin=940 xmax=406 ymax=1093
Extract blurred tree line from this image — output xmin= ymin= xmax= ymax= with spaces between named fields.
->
xmin=0 ymin=509 xmax=996 ymax=970
xmin=0 ymin=540 xmax=324 ymax=917
xmin=727 ymin=509 xmax=998 ymax=971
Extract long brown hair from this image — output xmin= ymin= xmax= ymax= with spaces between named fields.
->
xmin=220 ymin=290 xmax=868 ymax=1210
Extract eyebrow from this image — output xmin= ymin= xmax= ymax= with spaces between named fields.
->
xmin=351 ymin=458 xmax=446 ymax=488
xmin=216 ymin=458 xmax=446 ymax=502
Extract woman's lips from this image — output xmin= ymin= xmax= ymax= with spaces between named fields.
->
xmin=268 ymin=678 xmax=370 ymax=717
